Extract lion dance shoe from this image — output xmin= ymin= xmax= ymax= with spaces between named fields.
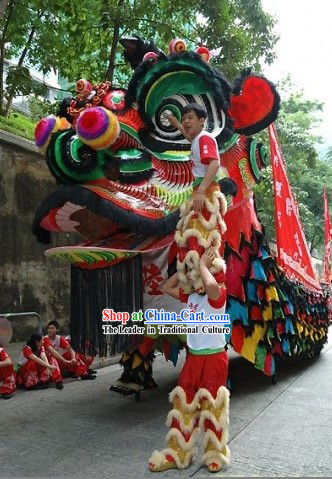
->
xmin=199 ymin=386 xmax=231 ymax=472
xmin=148 ymin=386 xmax=200 ymax=472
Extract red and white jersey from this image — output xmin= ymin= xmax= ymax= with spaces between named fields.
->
xmin=17 ymin=345 xmax=45 ymax=366
xmin=179 ymin=288 xmax=227 ymax=352
xmin=43 ymin=335 xmax=69 ymax=354
xmin=0 ymin=347 xmax=9 ymax=362
xmin=191 ymin=130 xmax=219 ymax=178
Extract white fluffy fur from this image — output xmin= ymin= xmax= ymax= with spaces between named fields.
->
xmin=175 ymin=189 xmax=227 ymax=293
xmin=150 ymin=387 xmax=230 ymax=472
xmin=169 ymin=386 xmax=201 ymax=412
xmin=165 ymin=428 xmax=200 ymax=451
xmin=202 ymin=445 xmax=231 ymax=468
xmin=169 ymin=386 xmax=229 ymax=411
xmin=166 ymin=409 xmax=200 ymax=433
xmin=202 ymin=428 xmax=228 ymax=452
xmin=149 ymin=447 xmax=193 ymax=469
xmin=196 ymin=386 xmax=230 ymax=409
xmin=199 ymin=408 xmax=229 ymax=436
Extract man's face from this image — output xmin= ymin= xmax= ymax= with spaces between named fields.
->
xmin=181 ymin=111 xmax=205 ymax=140
xmin=47 ymin=325 xmax=57 ymax=338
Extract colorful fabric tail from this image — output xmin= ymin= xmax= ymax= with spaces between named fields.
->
xmin=115 ymin=347 xmax=157 ymax=391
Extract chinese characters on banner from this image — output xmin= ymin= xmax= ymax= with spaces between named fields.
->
xmin=268 ymin=124 xmax=321 ymax=291
xmin=323 ymin=187 xmax=331 ymax=283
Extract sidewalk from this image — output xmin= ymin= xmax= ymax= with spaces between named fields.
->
xmin=1 ymin=329 xmax=331 ymax=477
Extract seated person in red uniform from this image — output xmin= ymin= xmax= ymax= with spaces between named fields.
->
xmin=65 ymin=335 xmax=97 ymax=375
xmin=0 ymin=345 xmax=16 ymax=399
xmin=43 ymin=321 xmax=96 ymax=389
xmin=149 ymin=249 xmax=230 ymax=473
xmin=16 ymin=332 xmax=59 ymax=389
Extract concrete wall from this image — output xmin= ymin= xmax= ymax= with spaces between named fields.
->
xmin=0 ymin=130 xmax=72 ymax=340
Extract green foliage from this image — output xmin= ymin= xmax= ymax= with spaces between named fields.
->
xmin=5 ymin=65 xmax=48 ymax=97
xmin=0 ymin=111 xmax=35 ymax=139
xmin=254 ymin=77 xmax=332 ymax=255
xmin=27 ymin=95 xmax=58 ymax=121
xmin=1 ymin=0 xmax=278 ymax=116
xmin=0 ymin=0 xmax=66 ymax=115
xmin=325 ymin=146 xmax=332 ymax=162
xmin=201 ymin=0 xmax=278 ymax=78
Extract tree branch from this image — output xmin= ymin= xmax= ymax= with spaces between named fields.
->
xmin=130 ymin=17 xmax=198 ymax=45
xmin=0 ymin=0 xmax=14 ymax=115
xmin=5 ymin=9 xmax=44 ymax=116
xmin=309 ymin=231 xmax=316 ymax=254
xmin=105 ymin=0 xmax=124 ymax=82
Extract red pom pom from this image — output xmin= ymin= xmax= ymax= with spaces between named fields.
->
xmin=169 ymin=38 xmax=187 ymax=53
xmin=195 ymin=46 xmax=211 ymax=62
xmin=76 ymin=78 xmax=92 ymax=95
xmin=143 ymin=51 xmax=158 ymax=62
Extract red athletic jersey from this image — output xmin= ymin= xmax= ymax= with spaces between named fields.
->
xmin=17 ymin=345 xmax=45 ymax=366
xmin=178 ymin=287 xmax=227 ymax=352
xmin=191 ymin=131 xmax=219 ymax=177
xmin=43 ymin=335 xmax=69 ymax=351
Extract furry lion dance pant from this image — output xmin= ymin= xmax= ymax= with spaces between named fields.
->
xmin=149 ymin=351 xmax=230 ymax=473
xmin=175 ymin=182 xmax=227 ymax=293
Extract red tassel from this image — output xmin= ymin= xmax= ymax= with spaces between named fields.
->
xmin=276 ymin=322 xmax=285 ymax=335
xmin=251 ymin=305 xmax=263 ymax=321
xmin=264 ymin=352 xmax=273 ymax=375
xmin=257 ymin=285 xmax=265 ymax=301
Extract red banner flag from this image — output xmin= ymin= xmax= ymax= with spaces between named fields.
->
xmin=268 ymin=124 xmax=321 ymax=291
xmin=323 ymin=187 xmax=331 ymax=283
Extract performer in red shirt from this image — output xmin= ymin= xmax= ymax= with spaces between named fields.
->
xmin=0 ymin=346 xmax=16 ymax=399
xmin=43 ymin=321 xmax=96 ymax=389
xmin=65 ymin=336 xmax=97 ymax=375
xmin=16 ymin=332 xmax=60 ymax=389
xmin=168 ymin=104 xmax=227 ymax=298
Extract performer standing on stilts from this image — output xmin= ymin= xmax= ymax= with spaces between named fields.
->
xmin=149 ymin=104 xmax=230 ymax=473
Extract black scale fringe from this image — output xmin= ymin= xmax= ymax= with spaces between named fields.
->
xmin=70 ymin=255 xmax=143 ymax=357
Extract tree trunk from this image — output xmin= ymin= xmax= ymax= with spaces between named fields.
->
xmin=309 ymin=230 xmax=322 ymax=255
xmin=4 ymin=10 xmax=43 ymax=117
xmin=0 ymin=0 xmax=13 ymax=115
xmin=105 ymin=23 xmax=120 ymax=83
xmin=105 ymin=0 xmax=124 ymax=83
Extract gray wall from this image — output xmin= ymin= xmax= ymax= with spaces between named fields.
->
xmin=0 ymin=130 xmax=72 ymax=340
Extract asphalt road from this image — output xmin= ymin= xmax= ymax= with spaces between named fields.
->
xmin=1 ymin=332 xmax=332 ymax=477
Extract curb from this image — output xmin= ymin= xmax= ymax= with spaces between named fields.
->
xmin=91 ymin=355 xmax=121 ymax=370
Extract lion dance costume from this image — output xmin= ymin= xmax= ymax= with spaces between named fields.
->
xmin=32 ymin=36 xmax=329 ymax=398
xmin=150 ymin=187 xmax=231 ymax=472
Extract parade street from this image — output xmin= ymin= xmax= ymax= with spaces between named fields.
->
xmin=1 ymin=330 xmax=332 ymax=478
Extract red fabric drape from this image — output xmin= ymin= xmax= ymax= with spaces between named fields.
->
xmin=323 ymin=187 xmax=331 ymax=283
xmin=269 ymin=124 xmax=321 ymax=291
